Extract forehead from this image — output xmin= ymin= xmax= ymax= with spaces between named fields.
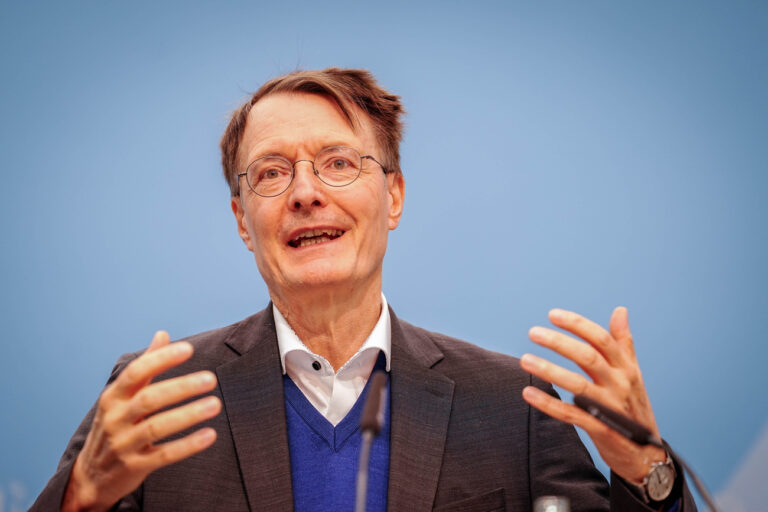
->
xmin=238 ymin=92 xmax=377 ymax=166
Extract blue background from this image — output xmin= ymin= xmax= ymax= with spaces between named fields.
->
xmin=1 ymin=1 xmax=766 ymax=508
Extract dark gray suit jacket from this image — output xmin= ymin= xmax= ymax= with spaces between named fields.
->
xmin=32 ymin=306 xmax=695 ymax=511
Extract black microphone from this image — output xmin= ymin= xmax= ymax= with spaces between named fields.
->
xmin=355 ymin=371 xmax=388 ymax=512
xmin=573 ymin=394 xmax=663 ymax=448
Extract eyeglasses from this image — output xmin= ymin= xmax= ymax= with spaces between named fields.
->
xmin=237 ymin=146 xmax=388 ymax=197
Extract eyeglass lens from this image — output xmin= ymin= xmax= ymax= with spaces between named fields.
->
xmin=245 ymin=146 xmax=363 ymax=197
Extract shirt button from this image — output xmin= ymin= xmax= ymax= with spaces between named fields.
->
xmin=312 ymin=361 xmax=321 ymax=371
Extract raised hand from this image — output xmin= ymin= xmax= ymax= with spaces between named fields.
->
xmin=62 ymin=331 xmax=221 ymax=512
xmin=520 ymin=307 xmax=667 ymax=483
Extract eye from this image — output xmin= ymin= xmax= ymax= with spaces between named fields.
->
xmin=260 ymin=168 xmax=284 ymax=180
xmin=330 ymin=158 xmax=351 ymax=171
xmin=249 ymin=157 xmax=291 ymax=185
xmin=315 ymin=147 xmax=361 ymax=182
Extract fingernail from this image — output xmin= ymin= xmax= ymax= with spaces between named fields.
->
xmin=529 ymin=326 xmax=546 ymax=340
xmin=522 ymin=386 xmax=537 ymax=400
xmin=198 ymin=372 xmax=216 ymax=386
xmin=196 ymin=428 xmax=216 ymax=445
xmin=549 ymin=309 xmax=565 ymax=322
xmin=200 ymin=397 xmax=220 ymax=414
xmin=173 ymin=343 xmax=192 ymax=356
xmin=521 ymin=353 xmax=541 ymax=369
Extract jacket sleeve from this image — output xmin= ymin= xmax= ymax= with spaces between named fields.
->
xmin=528 ymin=376 xmax=697 ymax=512
xmin=29 ymin=353 xmax=143 ymax=512
xmin=609 ymin=448 xmax=698 ymax=512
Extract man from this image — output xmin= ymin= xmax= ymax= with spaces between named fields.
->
xmin=32 ymin=68 xmax=696 ymax=511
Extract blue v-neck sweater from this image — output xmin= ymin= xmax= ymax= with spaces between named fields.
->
xmin=283 ymin=356 xmax=391 ymax=512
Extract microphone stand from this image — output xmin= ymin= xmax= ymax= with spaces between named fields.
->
xmin=355 ymin=371 xmax=388 ymax=512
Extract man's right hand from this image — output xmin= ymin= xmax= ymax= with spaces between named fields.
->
xmin=61 ymin=331 xmax=221 ymax=512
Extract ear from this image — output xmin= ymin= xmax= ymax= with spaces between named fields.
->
xmin=386 ymin=172 xmax=405 ymax=230
xmin=231 ymin=197 xmax=254 ymax=252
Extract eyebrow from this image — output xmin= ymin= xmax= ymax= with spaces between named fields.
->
xmin=249 ymin=141 xmax=359 ymax=162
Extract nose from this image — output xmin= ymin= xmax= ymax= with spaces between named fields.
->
xmin=286 ymin=160 xmax=326 ymax=211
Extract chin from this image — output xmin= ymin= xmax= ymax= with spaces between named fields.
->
xmin=281 ymin=261 xmax=358 ymax=289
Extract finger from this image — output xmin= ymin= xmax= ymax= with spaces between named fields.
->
xmin=522 ymin=385 xmax=619 ymax=439
xmin=128 ymin=396 xmax=221 ymax=448
xmin=125 ymin=371 xmax=218 ymax=422
xmin=609 ymin=306 xmax=635 ymax=356
xmin=133 ymin=331 xmax=172 ymax=389
xmin=528 ymin=326 xmax=613 ymax=384
xmin=520 ymin=353 xmax=598 ymax=398
xmin=549 ymin=309 xmax=624 ymax=367
xmin=523 ymin=386 xmax=664 ymax=483
xmin=146 ymin=330 xmax=170 ymax=353
xmin=137 ymin=427 xmax=217 ymax=473
xmin=112 ymin=342 xmax=194 ymax=398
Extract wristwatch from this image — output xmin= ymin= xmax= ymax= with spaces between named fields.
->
xmin=639 ymin=452 xmax=676 ymax=502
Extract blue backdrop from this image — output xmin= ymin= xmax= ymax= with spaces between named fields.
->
xmin=1 ymin=1 xmax=766 ymax=509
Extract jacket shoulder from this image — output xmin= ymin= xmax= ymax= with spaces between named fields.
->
xmin=115 ymin=309 xmax=270 ymax=377
xmin=178 ymin=311 xmax=264 ymax=354
xmin=398 ymin=319 xmax=520 ymax=364
xmin=396 ymin=319 xmax=527 ymax=388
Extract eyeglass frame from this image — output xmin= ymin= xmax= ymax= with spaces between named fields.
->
xmin=236 ymin=145 xmax=390 ymax=197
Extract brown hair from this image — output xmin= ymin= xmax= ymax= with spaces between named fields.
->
xmin=220 ymin=68 xmax=405 ymax=197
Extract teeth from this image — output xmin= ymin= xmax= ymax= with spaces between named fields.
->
xmin=297 ymin=235 xmax=332 ymax=247
xmin=290 ymin=228 xmax=344 ymax=247
xmin=297 ymin=228 xmax=343 ymax=240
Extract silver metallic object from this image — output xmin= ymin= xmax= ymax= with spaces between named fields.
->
xmin=533 ymin=495 xmax=571 ymax=512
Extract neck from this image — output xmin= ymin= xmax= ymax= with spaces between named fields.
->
xmin=270 ymin=277 xmax=383 ymax=370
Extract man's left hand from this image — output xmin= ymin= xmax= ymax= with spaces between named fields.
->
xmin=520 ymin=307 xmax=666 ymax=483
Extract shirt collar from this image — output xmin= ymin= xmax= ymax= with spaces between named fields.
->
xmin=273 ymin=293 xmax=391 ymax=374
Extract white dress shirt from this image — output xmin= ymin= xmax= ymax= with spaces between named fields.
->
xmin=273 ymin=293 xmax=391 ymax=426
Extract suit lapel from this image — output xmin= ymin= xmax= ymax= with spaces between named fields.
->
xmin=216 ymin=307 xmax=294 ymax=512
xmin=212 ymin=305 xmax=454 ymax=511
xmin=387 ymin=309 xmax=455 ymax=511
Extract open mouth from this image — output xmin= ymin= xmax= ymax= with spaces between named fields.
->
xmin=288 ymin=228 xmax=345 ymax=248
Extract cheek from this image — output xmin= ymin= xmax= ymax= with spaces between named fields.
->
xmin=244 ymin=206 xmax=279 ymax=257
xmin=360 ymin=198 xmax=391 ymax=251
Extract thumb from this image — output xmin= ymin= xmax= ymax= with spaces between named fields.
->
xmin=609 ymin=307 xmax=634 ymax=353
xmin=146 ymin=330 xmax=171 ymax=353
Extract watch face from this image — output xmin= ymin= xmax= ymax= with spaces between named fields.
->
xmin=647 ymin=463 xmax=675 ymax=501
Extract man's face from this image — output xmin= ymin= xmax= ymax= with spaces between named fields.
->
xmin=231 ymin=92 xmax=404 ymax=299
